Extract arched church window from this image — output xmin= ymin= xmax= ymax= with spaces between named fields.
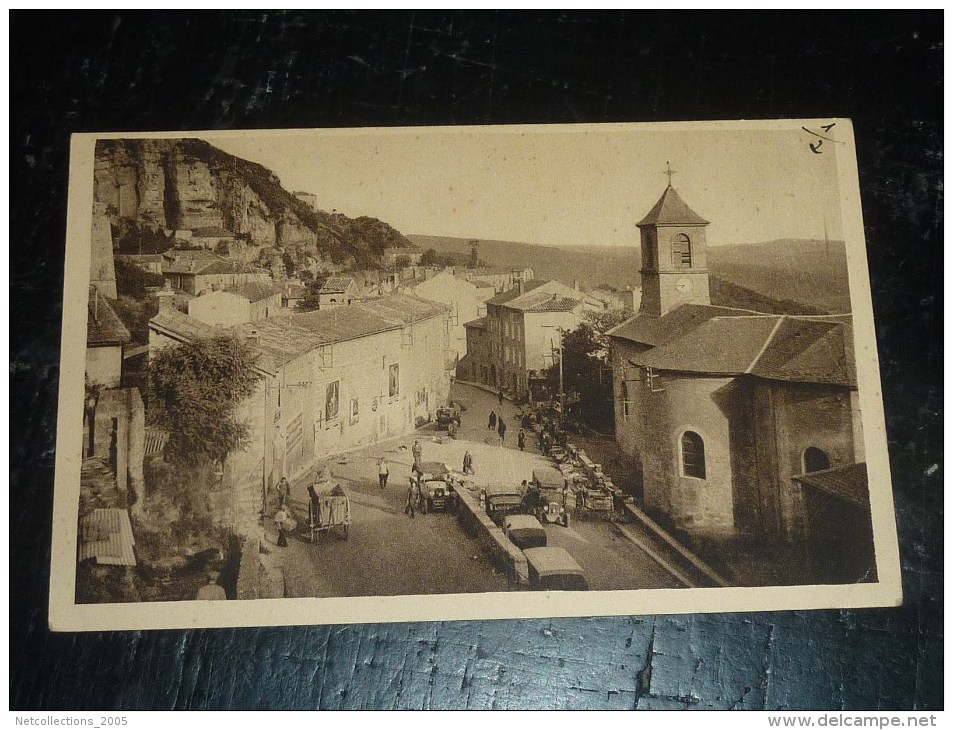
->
xmin=803 ymin=447 xmax=831 ymax=473
xmin=672 ymin=233 xmax=692 ymax=269
xmin=681 ymin=431 xmax=706 ymax=479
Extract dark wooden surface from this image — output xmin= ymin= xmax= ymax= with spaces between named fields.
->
xmin=10 ymin=11 xmax=942 ymax=710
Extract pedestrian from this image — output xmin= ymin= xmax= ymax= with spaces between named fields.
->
xmin=195 ymin=571 xmax=227 ymax=601
xmin=274 ymin=506 xmax=293 ymax=547
xmin=498 ymin=417 xmax=507 ymax=445
xmin=489 ymin=410 xmax=497 ymax=430
xmin=378 ymin=457 xmax=389 ymax=490
xmin=405 ymin=476 xmax=421 ymax=518
xmin=518 ymin=429 xmax=526 ymax=451
xmin=412 ymin=439 xmax=422 ymax=468
xmin=463 ymin=450 xmax=474 ymax=475
xmin=454 ymin=411 xmax=462 ymax=429
xmin=498 ymin=388 xmax=504 ymax=405
xmin=276 ymin=476 xmax=291 ymax=510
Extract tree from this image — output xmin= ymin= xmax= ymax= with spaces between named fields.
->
xmin=544 ymin=310 xmax=628 ymax=433
xmin=394 ymin=255 xmax=411 ymax=269
xmin=295 ymin=277 xmax=326 ymax=312
xmin=420 ymin=248 xmax=440 ymax=266
xmin=148 ymin=336 xmax=262 ymax=466
xmin=467 ymin=240 xmax=480 ymax=268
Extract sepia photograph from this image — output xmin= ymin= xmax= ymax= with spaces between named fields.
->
xmin=51 ymin=121 xmax=901 ymax=631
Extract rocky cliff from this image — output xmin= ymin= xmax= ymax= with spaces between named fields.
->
xmin=94 ymin=138 xmax=412 ymax=266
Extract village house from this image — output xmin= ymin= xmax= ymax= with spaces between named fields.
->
xmin=401 ymin=269 xmax=483 ymax=367
xmin=381 ymin=243 xmax=423 ymax=268
xmin=147 ymin=292 xmax=451 ymax=538
xmin=189 ymin=225 xmax=239 ymax=251
xmin=162 ymin=252 xmax=271 ymax=295
xmin=187 ymin=281 xmax=284 ymax=326
xmin=464 ymin=279 xmax=602 ymax=399
xmin=607 ymin=182 xmax=871 ymax=581
xmin=317 ymin=276 xmax=362 ymax=308
xmin=461 ymin=266 xmax=535 ymax=294
xmin=117 ymin=253 xmax=165 ymax=276
xmin=86 ymin=286 xmax=131 ymax=389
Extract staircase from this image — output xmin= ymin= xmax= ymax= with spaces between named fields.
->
xmin=80 ymin=457 xmax=125 ymax=513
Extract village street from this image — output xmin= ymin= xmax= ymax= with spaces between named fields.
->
xmin=270 ymin=382 xmax=682 ymax=598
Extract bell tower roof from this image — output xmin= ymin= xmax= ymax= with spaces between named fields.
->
xmin=637 ymin=185 xmax=710 ymax=227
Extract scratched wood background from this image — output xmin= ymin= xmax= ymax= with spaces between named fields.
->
xmin=10 ymin=11 xmax=942 ymax=710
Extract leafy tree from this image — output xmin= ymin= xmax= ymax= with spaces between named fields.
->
xmin=419 ymin=248 xmax=440 ymax=266
xmin=467 ymin=240 xmax=480 ymax=268
xmin=394 ymin=255 xmax=411 ymax=269
xmin=148 ymin=336 xmax=262 ymax=466
xmin=544 ymin=310 xmax=628 ymax=433
xmin=115 ymin=259 xmax=165 ymax=299
xmin=295 ymin=277 xmax=326 ymax=312
xmin=298 ymin=269 xmax=314 ymax=283
xmin=282 ymin=252 xmax=297 ymax=278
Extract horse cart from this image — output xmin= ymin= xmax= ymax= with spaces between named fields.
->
xmin=308 ymin=483 xmax=351 ymax=542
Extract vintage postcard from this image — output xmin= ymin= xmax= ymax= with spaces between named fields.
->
xmin=50 ymin=121 xmax=901 ymax=631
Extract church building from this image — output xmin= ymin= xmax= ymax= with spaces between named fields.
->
xmin=608 ymin=179 xmax=872 ymax=581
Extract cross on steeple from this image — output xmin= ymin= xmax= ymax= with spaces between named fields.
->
xmin=663 ymin=161 xmax=676 ymax=186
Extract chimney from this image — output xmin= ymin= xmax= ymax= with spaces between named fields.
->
xmin=245 ymin=328 xmax=260 ymax=347
xmin=573 ymin=279 xmax=579 ymax=292
xmin=156 ymin=283 xmax=176 ymax=312
xmin=517 ymin=280 xmax=524 ymax=295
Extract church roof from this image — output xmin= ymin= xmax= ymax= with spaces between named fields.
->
xmin=622 ymin=308 xmax=857 ymax=387
xmin=637 ymin=185 xmax=710 ymax=227
xmin=792 ymin=463 xmax=869 ymax=508
xmin=607 ymin=304 xmax=755 ymax=347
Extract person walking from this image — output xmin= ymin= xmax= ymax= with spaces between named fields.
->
xmin=412 ymin=440 xmax=422 ymax=468
xmin=463 ymin=450 xmax=474 ymax=475
xmin=498 ymin=417 xmax=507 ymax=445
xmin=517 ymin=428 xmax=526 ymax=451
xmin=274 ymin=506 xmax=293 ymax=547
xmin=378 ymin=457 xmax=389 ymax=490
xmin=498 ymin=388 xmax=504 ymax=405
xmin=488 ymin=410 xmax=497 ymax=430
xmin=405 ymin=475 xmax=421 ymax=519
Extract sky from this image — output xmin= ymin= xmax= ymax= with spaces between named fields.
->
xmin=204 ymin=123 xmax=847 ymax=248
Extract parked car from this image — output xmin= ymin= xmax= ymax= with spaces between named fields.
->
xmin=503 ymin=514 xmax=547 ymax=550
xmin=416 ymin=461 xmax=456 ymax=513
xmin=532 ymin=467 xmax=571 ymax=527
xmin=523 ymin=547 xmax=588 ymax=591
xmin=435 ymin=406 xmax=455 ymax=431
xmin=484 ymin=487 xmax=525 ymax=529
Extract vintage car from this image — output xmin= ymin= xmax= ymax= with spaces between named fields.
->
xmin=416 ymin=461 xmax=456 ymax=513
xmin=435 ymin=406 xmax=455 ymax=430
xmin=484 ymin=487 xmax=525 ymax=529
xmin=531 ymin=467 xmax=571 ymax=527
xmin=503 ymin=514 xmax=547 ymax=550
xmin=523 ymin=547 xmax=588 ymax=591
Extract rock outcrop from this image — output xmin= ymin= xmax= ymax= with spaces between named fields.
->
xmin=94 ymin=138 xmax=412 ymax=266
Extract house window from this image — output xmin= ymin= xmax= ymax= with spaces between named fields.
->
xmin=325 ymin=381 xmax=340 ymax=422
xmin=681 ymin=431 xmax=706 ymax=479
xmin=803 ymin=447 xmax=831 ymax=473
xmin=621 ymin=380 xmax=630 ymax=418
xmin=672 ymin=233 xmax=692 ymax=269
xmin=388 ymin=363 xmax=400 ymax=397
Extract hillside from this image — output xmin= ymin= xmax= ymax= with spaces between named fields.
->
xmin=409 ymin=234 xmax=852 ymax=314
xmin=95 ymin=138 xmax=411 ymax=267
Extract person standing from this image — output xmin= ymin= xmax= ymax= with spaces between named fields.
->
xmin=498 ymin=417 xmax=507 ymax=445
xmin=378 ymin=457 xmax=389 ymax=490
xmin=517 ymin=428 xmax=526 ymax=451
xmin=412 ymin=440 xmax=423 ymax=468
xmin=463 ymin=450 xmax=474 ymax=475
xmin=405 ymin=476 xmax=421 ymax=519
xmin=274 ymin=506 xmax=292 ymax=547
xmin=276 ymin=476 xmax=291 ymax=511
xmin=498 ymin=388 xmax=504 ymax=405
xmin=489 ymin=410 xmax=497 ymax=430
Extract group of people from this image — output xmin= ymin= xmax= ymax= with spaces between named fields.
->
xmin=488 ymin=410 xmax=527 ymax=450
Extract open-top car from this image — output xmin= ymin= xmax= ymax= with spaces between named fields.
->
xmin=416 ymin=461 xmax=456 ymax=513
xmin=435 ymin=406 xmax=455 ymax=431
xmin=532 ymin=467 xmax=571 ymax=527
xmin=484 ymin=487 xmax=525 ymax=529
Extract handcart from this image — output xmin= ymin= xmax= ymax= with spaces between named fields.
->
xmin=308 ymin=483 xmax=351 ymax=542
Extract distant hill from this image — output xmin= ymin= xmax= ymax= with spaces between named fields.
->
xmin=708 ymin=239 xmax=851 ymax=314
xmin=408 ymin=234 xmax=641 ymax=290
xmin=410 ymin=233 xmax=852 ymax=314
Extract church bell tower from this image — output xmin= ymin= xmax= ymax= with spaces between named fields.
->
xmin=638 ymin=164 xmax=711 ymax=317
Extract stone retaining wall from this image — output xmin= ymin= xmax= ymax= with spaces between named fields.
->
xmin=454 ymin=486 xmax=528 ymax=586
